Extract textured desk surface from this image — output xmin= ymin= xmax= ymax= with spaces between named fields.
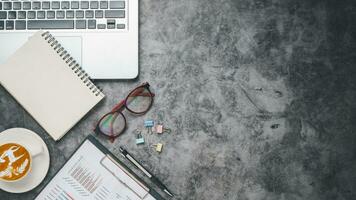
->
xmin=1 ymin=0 xmax=356 ymax=199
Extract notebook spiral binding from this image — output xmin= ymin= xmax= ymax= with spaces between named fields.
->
xmin=41 ymin=31 xmax=103 ymax=96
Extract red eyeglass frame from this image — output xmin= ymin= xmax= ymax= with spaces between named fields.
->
xmin=94 ymin=82 xmax=155 ymax=140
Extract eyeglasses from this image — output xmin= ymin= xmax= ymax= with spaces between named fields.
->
xmin=94 ymin=82 xmax=155 ymax=140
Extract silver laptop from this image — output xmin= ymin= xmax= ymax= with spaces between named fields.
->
xmin=0 ymin=0 xmax=138 ymax=79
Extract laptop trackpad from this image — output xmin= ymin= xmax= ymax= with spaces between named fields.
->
xmin=55 ymin=36 xmax=82 ymax=66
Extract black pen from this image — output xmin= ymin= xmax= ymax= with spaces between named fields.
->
xmin=119 ymin=147 xmax=174 ymax=197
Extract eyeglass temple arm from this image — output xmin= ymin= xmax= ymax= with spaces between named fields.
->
xmin=111 ymin=89 xmax=155 ymax=112
xmin=130 ymin=87 xmax=155 ymax=97
xmin=133 ymin=92 xmax=155 ymax=97
xmin=111 ymin=100 xmax=125 ymax=112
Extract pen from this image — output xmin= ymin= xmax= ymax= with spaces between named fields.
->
xmin=119 ymin=147 xmax=174 ymax=197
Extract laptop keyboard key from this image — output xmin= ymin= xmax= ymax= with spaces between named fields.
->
xmin=66 ymin=10 xmax=74 ymax=18
xmin=47 ymin=11 xmax=55 ymax=19
xmin=110 ymin=1 xmax=125 ymax=9
xmin=90 ymin=1 xmax=99 ymax=9
xmin=28 ymin=20 xmax=74 ymax=29
xmin=0 ymin=12 xmax=6 ymax=19
xmin=76 ymin=20 xmax=86 ymax=29
xmin=6 ymin=20 xmax=14 ymax=30
xmin=0 ymin=3 xmax=2 ymax=10
xmin=88 ymin=19 xmax=96 ymax=29
xmin=52 ymin=1 xmax=60 ymax=9
xmin=81 ymin=1 xmax=89 ymax=9
xmin=117 ymin=23 xmax=125 ymax=29
xmin=62 ymin=1 xmax=70 ymax=9
xmin=0 ymin=21 xmax=4 ymax=30
xmin=85 ymin=10 xmax=94 ymax=18
xmin=56 ymin=11 xmax=65 ymax=19
xmin=15 ymin=20 xmax=26 ymax=30
xmin=71 ymin=1 xmax=79 ymax=9
xmin=42 ymin=2 xmax=50 ymax=9
xmin=23 ymin=2 xmax=31 ymax=10
xmin=76 ymin=10 xmax=84 ymax=18
xmin=97 ymin=24 xmax=105 ymax=29
xmin=28 ymin=11 xmax=36 ymax=19
xmin=105 ymin=10 xmax=124 ymax=18
xmin=100 ymin=1 xmax=108 ymax=9
xmin=107 ymin=19 xmax=115 ymax=29
xmin=95 ymin=10 xmax=103 ymax=18
xmin=4 ymin=2 xmax=12 ymax=10
xmin=18 ymin=11 xmax=26 ymax=19
xmin=8 ymin=11 xmax=16 ymax=19
xmin=33 ymin=2 xmax=41 ymax=10
xmin=37 ymin=11 xmax=45 ymax=19
xmin=13 ymin=2 xmax=21 ymax=10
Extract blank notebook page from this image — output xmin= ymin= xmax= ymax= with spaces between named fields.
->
xmin=0 ymin=31 xmax=105 ymax=141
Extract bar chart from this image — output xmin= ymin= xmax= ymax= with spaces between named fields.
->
xmin=67 ymin=157 xmax=103 ymax=194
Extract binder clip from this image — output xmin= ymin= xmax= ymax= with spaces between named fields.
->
xmin=135 ymin=132 xmax=145 ymax=145
xmin=152 ymin=143 xmax=163 ymax=153
xmin=144 ymin=120 xmax=154 ymax=134
xmin=152 ymin=124 xmax=171 ymax=134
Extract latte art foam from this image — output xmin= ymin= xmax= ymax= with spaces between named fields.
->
xmin=0 ymin=143 xmax=31 ymax=181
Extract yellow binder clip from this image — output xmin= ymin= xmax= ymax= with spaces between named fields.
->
xmin=153 ymin=143 xmax=163 ymax=153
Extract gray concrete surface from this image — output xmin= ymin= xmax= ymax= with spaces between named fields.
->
xmin=1 ymin=0 xmax=356 ymax=199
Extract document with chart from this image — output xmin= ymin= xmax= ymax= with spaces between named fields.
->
xmin=36 ymin=136 xmax=162 ymax=200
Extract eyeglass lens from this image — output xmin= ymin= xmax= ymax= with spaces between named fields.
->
xmin=98 ymin=112 xmax=126 ymax=137
xmin=126 ymin=86 xmax=153 ymax=113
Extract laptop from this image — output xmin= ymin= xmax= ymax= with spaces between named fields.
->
xmin=0 ymin=0 xmax=138 ymax=79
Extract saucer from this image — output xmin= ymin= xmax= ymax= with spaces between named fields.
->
xmin=0 ymin=128 xmax=50 ymax=193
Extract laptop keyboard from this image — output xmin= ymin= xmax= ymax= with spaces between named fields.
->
xmin=0 ymin=1 xmax=127 ymax=30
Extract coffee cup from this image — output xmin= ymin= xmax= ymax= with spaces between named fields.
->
xmin=0 ymin=142 xmax=43 ymax=182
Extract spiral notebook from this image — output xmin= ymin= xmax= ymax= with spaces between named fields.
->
xmin=0 ymin=31 xmax=105 ymax=141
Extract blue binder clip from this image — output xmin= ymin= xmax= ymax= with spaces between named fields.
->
xmin=136 ymin=132 xmax=145 ymax=145
xmin=144 ymin=120 xmax=154 ymax=127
